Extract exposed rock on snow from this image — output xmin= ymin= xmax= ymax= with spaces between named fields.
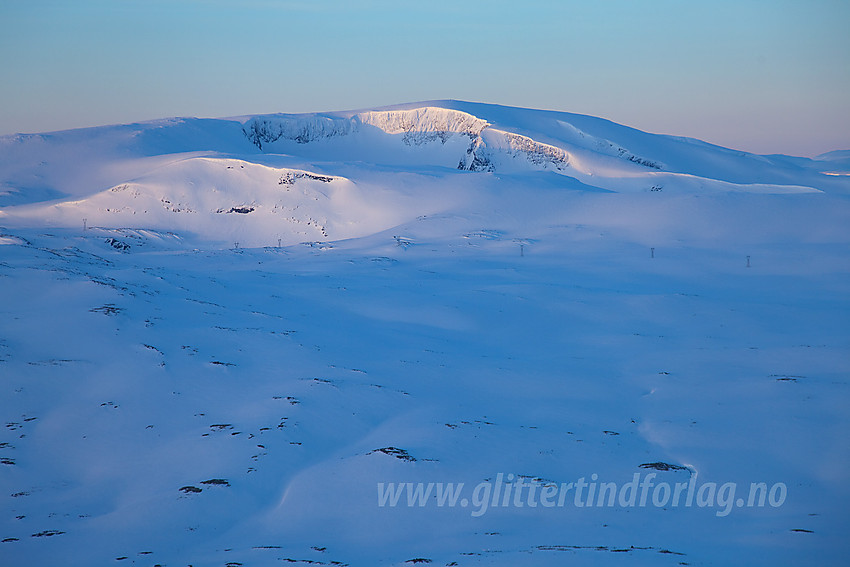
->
xmin=639 ymin=462 xmax=693 ymax=473
xmin=279 ymin=171 xmax=335 ymax=185
xmin=459 ymin=128 xmax=571 ymax=172
xmin=244 ymin=107 xmax=574 ymax=174
xmin=358 ymin=107 xmax=488 ymax=145
xmin=243 ymin=114 xmax=353 ymax=148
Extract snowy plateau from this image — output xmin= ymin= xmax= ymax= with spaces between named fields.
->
xmin=0 ymin=100 xmax=848 ymax=566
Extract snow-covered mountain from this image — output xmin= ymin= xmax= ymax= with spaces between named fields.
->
xmin=1 ymin=101 xmax=848 ymax=566
xmin=1 ymin=100 xmax=844 ymax=247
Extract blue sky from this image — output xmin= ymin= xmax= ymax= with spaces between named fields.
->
xmin=1 ymin=0 xmax=848 ymax=156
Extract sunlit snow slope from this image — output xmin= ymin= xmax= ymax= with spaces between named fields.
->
xmin=1 ymin=101 xmax=843 ymax=246
xmin=1 ymin=101 xmax=848 ymax=566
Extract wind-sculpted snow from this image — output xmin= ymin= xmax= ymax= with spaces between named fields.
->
xmin=558 ymin=120 xmax=662 ymax=170
xmin=1 ymin=188 xmax=849 ymax=565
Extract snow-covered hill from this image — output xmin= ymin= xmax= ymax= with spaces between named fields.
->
xmin=1 ymin=101 xmax=848 ymax=566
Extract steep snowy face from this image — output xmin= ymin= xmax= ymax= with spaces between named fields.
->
xmin=243 ymin=115 xmax=354 ymax=148
xmin=461 ymin=128 xmax=572 ymax=172
xmin=356 ymin=107 xmax=489 ymax=144
xmin=242 ymin=106 xmax=575 ymax=174
xmin=557 ymin=120 xmax=661 ymax=170
xmin=243 ymin=107 xmax=488 ymax=149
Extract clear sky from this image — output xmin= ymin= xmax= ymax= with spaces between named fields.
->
xmin=1 ymin=0 xmax=848 ymax=156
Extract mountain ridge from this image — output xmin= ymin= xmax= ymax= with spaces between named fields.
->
xmin=1 ymin=100 xmax=847 ymax=246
